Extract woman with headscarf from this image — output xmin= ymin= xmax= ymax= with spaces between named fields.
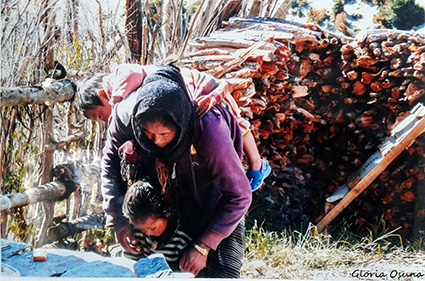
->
xmin=101 ymin=65 xmax=252 ymax=278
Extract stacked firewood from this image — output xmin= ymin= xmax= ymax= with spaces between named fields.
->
xmin=182 ymin=17 xmax=425 ymax=238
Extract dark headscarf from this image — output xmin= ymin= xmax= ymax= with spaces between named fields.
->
xmin=131 ymin=65 xmax=197 ymax=164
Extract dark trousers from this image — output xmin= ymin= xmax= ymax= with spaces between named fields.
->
xmin=198 ymin=218 xmax=245 ymax=278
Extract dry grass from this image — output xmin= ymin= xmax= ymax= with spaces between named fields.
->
xmin=242 ymin=222 xmax=425 ymax=279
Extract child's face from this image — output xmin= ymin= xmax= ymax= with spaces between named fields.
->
xmin=85 ymin=90 xmax=112 ymax=124
xmin=85 ymin=104 xmax=111 ymax=124
xmin=134 ymin=215 xmax=168 ymax=237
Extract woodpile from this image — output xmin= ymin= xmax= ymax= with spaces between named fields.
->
xmin=181 ymin=17 xmax=425 ymax=238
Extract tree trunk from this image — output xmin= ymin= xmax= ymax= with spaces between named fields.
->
xmin=189 ymin=0 xmax=218 ymax=39
xmin=161 ymin=0 xmax=175 ymax=55
xmin=0 ymin=107 xmax=17 ymax=238
xmin=126 ymin=0 xmax=143 ymax=62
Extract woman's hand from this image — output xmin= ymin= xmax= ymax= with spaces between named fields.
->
xmin=179 ymin=244 xmax=209 ymax=276
xmin=114 ymin=224 xmax=141 ymax=255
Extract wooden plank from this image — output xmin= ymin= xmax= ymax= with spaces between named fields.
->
xmin=316 ymin=103 xmax=425 ymax=232
xmin=207 ymin=41 xmax=268 ymax=78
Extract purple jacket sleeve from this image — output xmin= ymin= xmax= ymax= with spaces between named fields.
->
xmin=192 ymin=108 xmax=252 ymax=250
xmin=101 ymin=99 xmax=136 ymax=227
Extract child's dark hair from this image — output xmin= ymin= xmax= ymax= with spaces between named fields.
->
xmin=76 ymin=73 xmax=107 ymax=111
xmin=123 ymin=181 xmax=172 ymax=224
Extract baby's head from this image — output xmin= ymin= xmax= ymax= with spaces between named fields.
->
xmin=123 ymin=181 xmax=171 ymax=237
xmin=77 ymin=73 xmax=111 ymax=124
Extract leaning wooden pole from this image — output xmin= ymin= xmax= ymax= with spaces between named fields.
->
xmin=0 ymin=181 xmax=66 ymax=212
xmin=316 ymin=103 xmax=425 ymax=232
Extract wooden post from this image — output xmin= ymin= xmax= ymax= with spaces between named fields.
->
xmin=0 ymin=107 xmax=17 ymax=238
xmin=34 ymin=106 xmax=55 ymax=247
xmin=316 ymin=104 xmax=425 ymax=232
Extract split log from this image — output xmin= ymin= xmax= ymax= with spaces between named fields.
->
xmin=224 ymin=17 xmax=322 ymax=39
xmin=208 ymin=41 xmax=269 ymax=78
xmin=0 ymin=79 xmax=76 ymax=107
xmin=190 ymin=37 xmax=255 ymax=49
xmin=317 ymin=103 xmax=425 ymax=232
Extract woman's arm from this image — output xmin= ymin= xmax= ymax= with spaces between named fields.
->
xmin=194 ymin=107 xmax=252 ymax=249
xmin=101 ymin=109 xmax=133 ymax=227
xmin=101 ymin=100 xmax=142 ymax=255
xmin=180 ymin=107 xmax=251 ymax=275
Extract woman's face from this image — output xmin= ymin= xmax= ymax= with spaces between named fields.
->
xmin=142 ymin=121 xmax=177 ymax=148
xmin=134 ymin=215 xmax=168 ymax=237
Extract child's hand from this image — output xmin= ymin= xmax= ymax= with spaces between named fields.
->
xmin=194 ymin=93 xmax=221 ymax=118
xmin=114 ymin=224 xmax=141 ymax=255
xmin=194 ymin=80 xmax=230 ymax=118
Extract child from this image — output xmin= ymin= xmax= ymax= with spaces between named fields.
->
xmin=122 ymin=180 xmax=192 ymax=270
xmin=77 ymin=64 xmax=271 ymax=191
